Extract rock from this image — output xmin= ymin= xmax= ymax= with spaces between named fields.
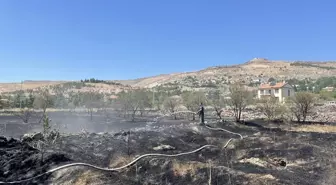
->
xmin=153 ymin=144 xmax=176 ymax=151
xmin=239 ymin=157 xmax=269 ymax=167
xmin=273 ymin=158 xmax=287 ymax=167
xmin=22 ymin=132 xmax=44 ymax=142
xmin=0 ymin=136 xmax=7 ymax=147
xmin=253 ymin=132 xmax=261 ymax=136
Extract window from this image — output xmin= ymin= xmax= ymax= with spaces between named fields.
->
xmin=288 ymin=89 xmax=290 ymax=96
xmin=268 ymin=90 xmax=271 ymax=94
xmin=275 ymin=89 xmax=279 ymax=93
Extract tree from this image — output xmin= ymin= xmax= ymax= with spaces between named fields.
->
xmin=182 ymin=91 xmax=207 ymax=120
xmin=33 ymin=89 xmax=54 ymax=123
xmin=268 ymin=77 xmax=276 ymax=83
xmin=227 ymin=83 xmax=252 ymax=122
xmin=27 ymin=92 xmax=35 ymax=108
xmin=208 ymin=89 xmax=226 ymax=121
xmin=319 ymin=90 xmax=335 ymax=101
xmin=137 ymin=90 xmax=151 ymax=117
xmin=163 ymin=95 xmax=183 ymax=120
xmin=33 ymin=89 xmax=53 ymax=112
xmin=288 ymin=92 xmax=316 ymax=123
xmin=99 ymin=100 xmax=114 ymax=122
xmin=116 ymin=91 xmax=130 ymax=118
xmin=257 ymin=96 xmax=282 ymax=121
xmin=116 ymin=90 xmax=149 ymax=122
xmin=0 ymin=94 xmax=3 ymax=109
xmin=152 ymin=90 xmax=168 ymax=111
xmin=53 ymin=87 xmax=68 ymax=109
xmin=82 ymin=90 xmax=103 ymax=121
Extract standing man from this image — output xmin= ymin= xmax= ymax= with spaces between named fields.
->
xmin=197 ymin=102 xmax=205 ymax=125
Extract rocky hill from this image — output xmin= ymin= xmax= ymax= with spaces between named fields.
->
xmin=1 ymin=59 xmax=335 ymax=92
xmin=117 ymin=58 xmax=336 ymax=88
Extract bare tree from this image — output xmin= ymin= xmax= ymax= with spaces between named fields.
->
xmin=100 ymin=100 xmax=114 ymax=122
xmin=227 ymin=83 xmax=252 ymax=122
xmin=163 ymin=95 xmax=183 ymax=120
xmin=208 ymin=89 xmax=226 ymax=121
xmin=82 ymin=90 xmax=103 ymax=121
xmin=288 ymin=92 xmax=316 ymax=123
xmin=6 ymin=92 xmax=37 ymax=124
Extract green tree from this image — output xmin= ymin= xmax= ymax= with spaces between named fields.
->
xmin=116 ymin=90 xmax=149 ymax=121
xmin=137 ymin=90 xmax=151 ymax=117
xmin=27 ymin=93 xmax=35 ymax=108
xmin=14 ymin=94 xmax=21 ymax=108
xmin=227 ymin=83 xmax=252 ymax=122
xmin=0 ymin=94 xmax=3 ymax=109
xmin=288 ymin=92 xmax=316 ymax=123
xmin=257 ymin=96 xmax=282 ymax=121
xmin=319 ymin=90 xmax=334 ymax=101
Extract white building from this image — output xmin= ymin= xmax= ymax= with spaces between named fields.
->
xmin=257 ymin=82 xmax=295 ymax=103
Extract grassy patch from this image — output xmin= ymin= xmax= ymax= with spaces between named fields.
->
xmin=109 ymin=155 xmax=134 ymax=168
xmin=171 ymin=160 xmax=207 ymax=177
xmin=290 ymin=124 xmax=336 ymax=133
xmin=74 ymin=170 xmax=103 ymax=185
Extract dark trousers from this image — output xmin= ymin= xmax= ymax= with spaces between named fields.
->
xmin=199 ymin=113 xmax=204 ymax=125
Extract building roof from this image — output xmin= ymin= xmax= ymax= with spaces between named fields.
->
xmin=259 ymin=82 xmax=287 ymax=89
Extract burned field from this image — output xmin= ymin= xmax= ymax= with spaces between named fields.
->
xmin=1 ymin=112 xmax=336 ymax=185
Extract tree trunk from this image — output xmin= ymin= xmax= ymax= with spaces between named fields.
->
xmin=131 ymin=110 xmax=137 ymax=122
xmin=216 ymin=109 xmax=222 ymax=120
xmin=302 ymin=114 xmax=307 ymax=123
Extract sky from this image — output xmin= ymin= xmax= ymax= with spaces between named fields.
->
xmin=1 ymin=0 xmax=336 ymax=82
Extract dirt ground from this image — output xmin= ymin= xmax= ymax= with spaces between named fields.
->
xmin=0 ymin=112 xmax=336 ymax=185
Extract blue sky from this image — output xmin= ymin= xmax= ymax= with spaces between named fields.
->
xmin=1 ymin=0 xmax=336 ymax=82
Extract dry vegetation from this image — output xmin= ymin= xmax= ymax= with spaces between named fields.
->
xmin=290 ymin=124 xmax=336 ymax=133
xmin=0 ymin=81 xmax=64 ymax=93
xmin=171 ymin=160 xmax=207 ymax=177
xmin=117 ymin=58 xmax=336 ymax=88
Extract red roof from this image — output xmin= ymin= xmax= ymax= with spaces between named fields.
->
xmin=259 ymin=82 xmax=286 ymax=89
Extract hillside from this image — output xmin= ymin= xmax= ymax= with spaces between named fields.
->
xmin=0 ymin=81 xmax=133 ymax=94
xmin=118 ymin=58 xmax=336 ymax=88
xmin=1 ymin=58 xmax=336 ymax=92
xmin=0 ymin=81 xmax=65 ymax=93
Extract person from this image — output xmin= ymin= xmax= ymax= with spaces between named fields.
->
xmin=197 ymin=102 xmax=205 ymax=125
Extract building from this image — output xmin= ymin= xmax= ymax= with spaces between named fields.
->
xmin=257 ymin=81 xmax=295 ymax=103
xmin=322 ymin=86 xmax=335 ymax=92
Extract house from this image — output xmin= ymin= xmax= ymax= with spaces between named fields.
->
xmin=257 ymin=81 xmax=295 ymax=103
xmin=322 ymin=86 xmax=335 ymax=92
